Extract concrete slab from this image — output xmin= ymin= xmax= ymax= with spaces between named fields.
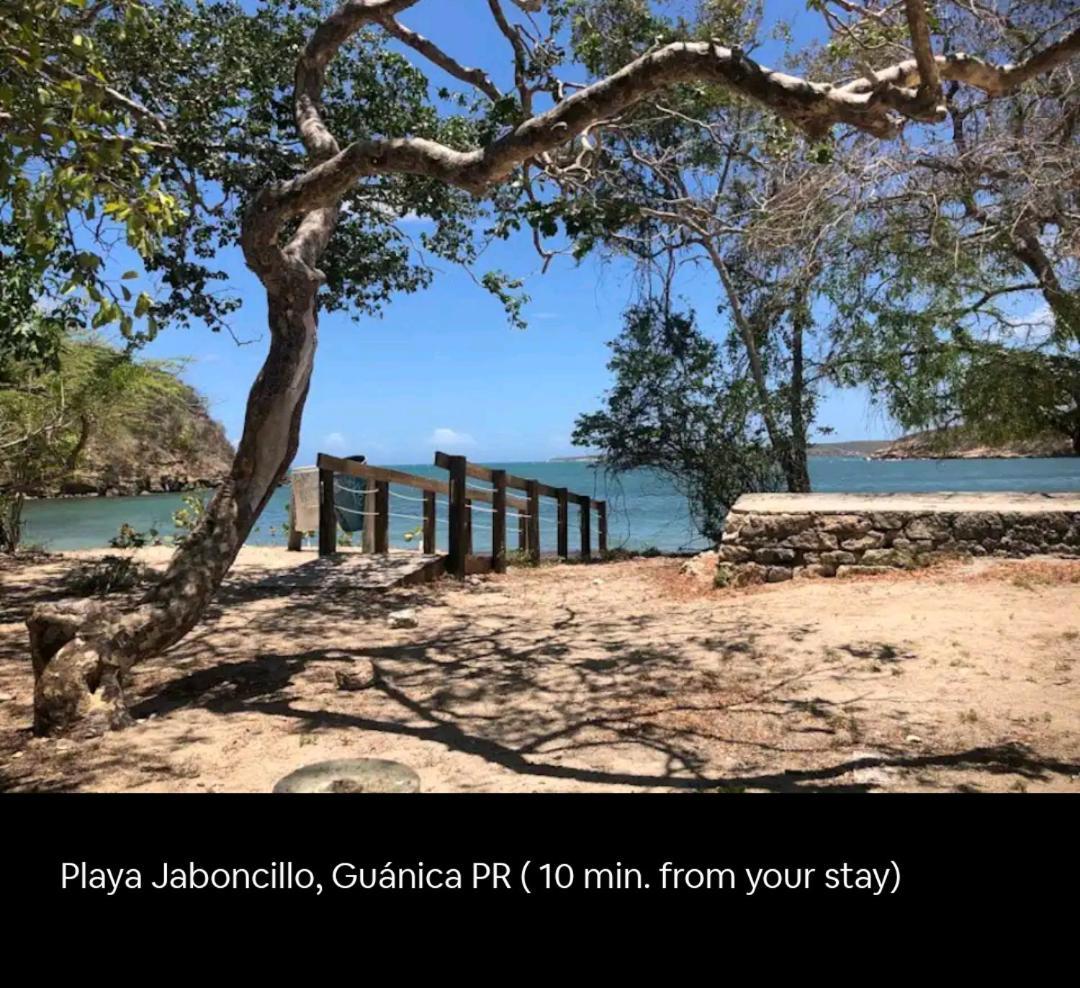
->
xmin=731 ymin=492 xmax=1080 ymax=514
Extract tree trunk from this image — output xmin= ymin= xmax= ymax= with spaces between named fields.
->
xmin=29 ymin=276 xmax=320 ymax=736
xmin=786 ymin=292 xmax=812 ymax=494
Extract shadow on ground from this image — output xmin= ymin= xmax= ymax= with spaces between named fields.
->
xmin=2 ymin=560 xmax=1078 ymax=793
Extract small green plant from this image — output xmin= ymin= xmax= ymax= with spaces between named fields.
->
xmin=171 ymin=492 xmax=209 ymax=543
xmin=110 ymin=522 xmax=160 ymax=549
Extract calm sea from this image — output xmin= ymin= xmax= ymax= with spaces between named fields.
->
xmin=19 ymin=456 xmax=1080 ymax=554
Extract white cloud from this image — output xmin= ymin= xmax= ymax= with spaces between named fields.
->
xmin=1006 ymin=302 xmax=1055 ymax=344
xmin=428 ymin=427 xmax=476 ymax=451
xmin=323 ymin=431 xmax=349 ymax=452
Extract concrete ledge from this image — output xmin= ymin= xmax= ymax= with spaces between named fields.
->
xmin=717 ymin=491 xmax=1080 ymax=585
xmin=732 ymin=492 xmax=1080 ymax=513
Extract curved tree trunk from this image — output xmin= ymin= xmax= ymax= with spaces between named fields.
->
xmin=29 ymin=276 xmax=320 ymax=735
xmin=26 ymin=0 xmax=1076 ymax=736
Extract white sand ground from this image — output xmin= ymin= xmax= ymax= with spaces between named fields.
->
xmin=1 ymin=547 xmax=1077 ymax=793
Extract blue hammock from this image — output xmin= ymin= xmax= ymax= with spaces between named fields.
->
xmin=334 ymin=457 xmax=367 ymax=534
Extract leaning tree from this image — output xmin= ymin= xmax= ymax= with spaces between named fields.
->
xmin=19 ymin=0 xmax=1080 ymax=736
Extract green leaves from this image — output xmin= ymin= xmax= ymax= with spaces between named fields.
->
xmin=573 ymin=299 xmax=784 ymax=541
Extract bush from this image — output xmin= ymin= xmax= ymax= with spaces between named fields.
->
xmin=63 ymin=555 xmax=151 ymax=596
xmin=109 ymin=522 xmax=160 ymax=549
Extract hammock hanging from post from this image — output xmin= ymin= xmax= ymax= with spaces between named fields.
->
xmin=334 ymin=454 xmax=368 ymax=534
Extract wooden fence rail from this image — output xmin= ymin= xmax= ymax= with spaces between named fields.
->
xmin=313 ymin=451 xmax=607 ymax=578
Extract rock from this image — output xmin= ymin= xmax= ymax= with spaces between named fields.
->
xmin=905 ymin=735 xmax=923 ymax=745
xmin=335 ymin=661 xmax=376 ymax=692
xmin=783 ymin=529 xmax=839 ymax=551
xmin=717 ymin=544 xmax=752 ymax=564
xmin=388 ymin=609 xmax=418 ymax=629
xmin=861 ymin=547 xmax=916 ymax=568
xmin=741 ymin=513 xmax=812 ymax=540
xmin=841 ymin=532 xmax=885 ymax=552
xmin=0 ymin=691 xmax=14 ymax=703
xmin=870 ymin=512 xmax=905 ymax=530
xmin=733 ymin=563 xmax=769 ymax=586
xmin=681 ymin=550 xmax=721 ymax=580
xmin=904 ymin=515 xmax=950 ymax=540
xmin=820 ymin=550 xmax=857 ymax=567
xmin=953 ymin=512 xmax=1004 ymax=540
xmin=754 ymin=547 xmax=796 ymax=565
xmin=836 ymin=564 xmax=895 ymax=578
xmin=766 ymin=566 xmax=793 ymax=583
xmin=816 ymin=514 xmax=872 ymax=537
xmin=793 ymin=564 xmax=835 ymax=579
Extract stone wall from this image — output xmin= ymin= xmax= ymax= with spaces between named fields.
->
xmin=717 ymin=493 xmax=1080 ymax=585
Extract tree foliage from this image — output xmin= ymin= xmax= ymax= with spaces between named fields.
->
xmin=0 ymin=0 xmax=518 ymax=355
xmin=573 ymin=298 xmax=783 ymax=542
xmin=0 ymin=329 xmax=191 ymax=551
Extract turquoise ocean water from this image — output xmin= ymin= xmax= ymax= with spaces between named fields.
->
xmin=19 ymin=456 xmax=1080 ymax=554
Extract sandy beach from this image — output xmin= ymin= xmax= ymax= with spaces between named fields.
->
xmin=1 ymin=546 xmax=1078 ymax=793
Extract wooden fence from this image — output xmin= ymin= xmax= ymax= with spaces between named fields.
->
xmin=314 ymin=451 xmax=607 ymax=578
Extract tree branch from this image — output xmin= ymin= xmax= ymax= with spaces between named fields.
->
xmin=376 ymin=13 xmax=501 ymax=102
xmin=245 ymin=2 xmax=1080 ymax=282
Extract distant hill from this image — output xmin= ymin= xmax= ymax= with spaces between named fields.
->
xmin=5 ymin=361 xmax=234 ymax=498
xmin=808 ymin=439 xmax=891 ymax=458
xmin=60 ymin=392 xmax=234 ymax=496
xmin=871 ymin=428 xmax=1073 ymax=460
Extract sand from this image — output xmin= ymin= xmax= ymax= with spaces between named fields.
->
xmin=1 ymin=546 xmax=1078 ymax=793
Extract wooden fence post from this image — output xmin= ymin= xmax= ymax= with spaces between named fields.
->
xmin=423 ymin=490 xmax=436 ymax=554
xmin=318 ymin=467 xmax=336 ymax=557
xmin=319 ymin=468 xmax=336 ymax=557
xmin=465 ymin=497 xmax=473 ymax=555
xmin=527 ymin=479 xmax=541 ymax=563
xmin=361 ymin=479 xmax=376 ymax=553
xmin=446 ymin=454 xmax=468 ymax=579
xmin=579 ymin=494 xmax=591 ymax=560
xmin=287 ymin=481 xmax=304 ymax=557
xmin=492 ymin=469 xmax=507 ymax=573
xmin=597 ymin=501 xmax=608 ymax=556
xmin=556 ymin=487 xmax=569 ymax=560
xmin=374 ymin=481 xmax=390 ymax=553
xmin=518 ymin=513 xmax=527 ymax=554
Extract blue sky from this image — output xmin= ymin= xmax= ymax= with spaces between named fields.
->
xmin=138 ymin=0 xmax=902 ymax=466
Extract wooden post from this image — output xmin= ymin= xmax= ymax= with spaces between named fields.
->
xmin=556 ymin=487 xmax=569 ymax=560
xmin=597 ymin=501 xmax=608 ymax=556
xmin=362 ymin=478 xmax=376 ymax=553
xmin=492 ymin=469 xmax=507 ymax=573
xmin=318 ymin=467 xmax=336 ymax=557
xmin=527 ymin=479 xmax=541 ymax=564
xmin=287 ymin=479 xmax=303 ymax=551
xmin=579 ymin=495 xmax=591 ymax=560
xmin=374 ymin=480 xmax=390 ymax=553
xmin=465 ymin=497 xmax=473 ymax=556
xmin=446 ymin=454 xmax=468 ymax=579
xmin=423 ymin=490 xmax=436 ymax=554
xmin=517 ymin=513 xmax=527 ymax=554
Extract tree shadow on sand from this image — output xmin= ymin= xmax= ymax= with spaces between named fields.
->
xmin=115 ymin=583 xmax=1080 ymax=794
